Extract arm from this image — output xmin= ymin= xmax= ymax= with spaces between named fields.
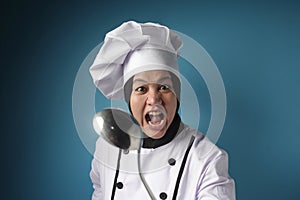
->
xmin=196 ymin=151 xmax=236 ymax=200
xmin=90 ymin=157 xmax=103 ymax=200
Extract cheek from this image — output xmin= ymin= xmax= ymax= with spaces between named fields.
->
xmin=130 ymin=95 xmax=143 ymax=120
xmin=166 ymin=96 xmax=177 ymax=119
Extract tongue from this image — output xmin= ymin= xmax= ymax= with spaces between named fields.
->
xmin=150 ymin=115 xmax=162 ymax=124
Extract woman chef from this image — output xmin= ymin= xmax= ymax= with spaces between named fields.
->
xmin=89 ymin=21 xmax=236 ymax=200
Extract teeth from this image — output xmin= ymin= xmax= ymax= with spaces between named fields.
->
xmin=149 ymin=120 xmax=164 ymax=126
xmin=149 ymin=111 xmax=162 ymax=116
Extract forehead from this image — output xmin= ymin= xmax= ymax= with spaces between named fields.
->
xmin=133 ymin=70 xmax=172 ymax=83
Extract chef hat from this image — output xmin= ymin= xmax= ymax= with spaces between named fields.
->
xmin=89 ymin=21 xmax=183 ymax=100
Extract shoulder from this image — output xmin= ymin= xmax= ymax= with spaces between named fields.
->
xmin=181 ymin=125 xmax=228 ymax=162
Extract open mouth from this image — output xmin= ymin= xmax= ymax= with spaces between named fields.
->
xmin=145 ymin=111 xmax=164 ymax=125
xmin=145 ymin=109 xmax=166 ymax=131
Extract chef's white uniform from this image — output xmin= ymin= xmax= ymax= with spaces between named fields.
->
xmin=90 ymin=125 xmax=236 ymax=199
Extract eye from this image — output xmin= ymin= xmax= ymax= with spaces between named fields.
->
xmin=159 ymin=84 xmax=171 ymax=91
xmin=135 ymin=86 xmax=147 ymax=93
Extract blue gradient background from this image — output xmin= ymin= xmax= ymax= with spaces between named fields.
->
xmin=2 ymin=0 xmax=300 ymax=199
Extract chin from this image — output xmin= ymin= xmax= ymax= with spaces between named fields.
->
xmin=143 ymin=129 xmax=167 ymax=139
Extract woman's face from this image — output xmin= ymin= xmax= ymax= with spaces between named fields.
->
xmin=130 ymin=70 xmax=178 ymax=139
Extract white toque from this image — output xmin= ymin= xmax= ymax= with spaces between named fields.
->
xmin=89 ymin=21 xmax=183 ymax=100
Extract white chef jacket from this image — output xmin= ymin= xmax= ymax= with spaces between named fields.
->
xmin=90 ymin=125 xmax=236 ymax=200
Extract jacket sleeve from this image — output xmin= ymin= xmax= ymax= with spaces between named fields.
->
xmin=196 ymin=150 xmax=236 ymax=200
xmin=90 ymin=157 xmax=103 ymax=200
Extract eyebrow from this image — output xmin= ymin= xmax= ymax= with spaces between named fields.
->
xmin=133 ymin=76 xmax=172 ymax=84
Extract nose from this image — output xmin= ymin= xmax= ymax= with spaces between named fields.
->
xmin=146 ymin=86 xmax=162 ymax=105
